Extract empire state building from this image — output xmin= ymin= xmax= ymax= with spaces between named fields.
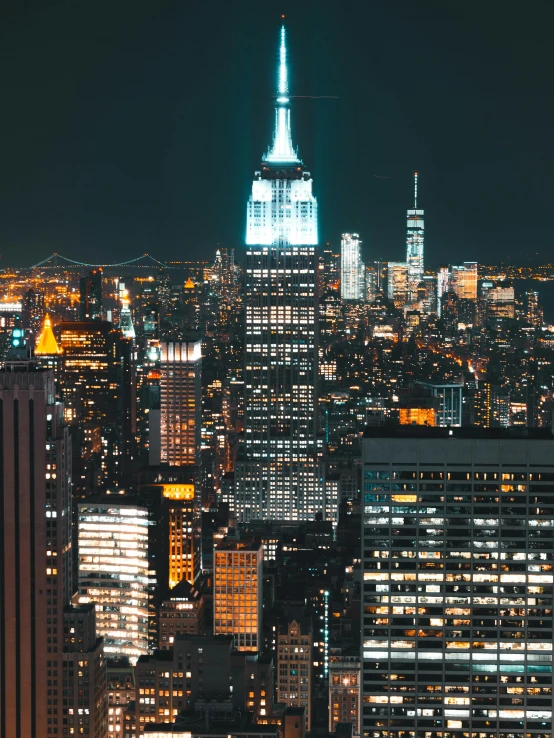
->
xmin=235 ymin=26 xmax=333 ymax=523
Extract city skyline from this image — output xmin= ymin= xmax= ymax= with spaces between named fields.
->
xmin=1 ymin=1 xmax=554 ymax=266
xmin=2 ymin=4 xmax=554 ymax=736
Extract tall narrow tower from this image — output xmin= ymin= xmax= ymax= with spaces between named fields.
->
xmin=406 ymin=172 xmax=425 ymax=303
xmin=236 ymin=26 xmax=326 ymax=522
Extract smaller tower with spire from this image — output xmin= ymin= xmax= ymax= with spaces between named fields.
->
xmin=406 ymin=171 xmax=425 ymax=305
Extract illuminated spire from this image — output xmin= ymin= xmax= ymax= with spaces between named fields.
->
xmin=36 ymin=314 xmax=61 ymax=355
xmin=414 ymin=172 xmax=418 ymax=209
xmin=264 ymin=25 xmax=299 ymax=164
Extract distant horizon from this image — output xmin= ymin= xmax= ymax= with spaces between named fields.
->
xmin=0 ymin=2 xmax=553 ymax=265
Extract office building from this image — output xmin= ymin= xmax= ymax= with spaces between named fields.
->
xmin=526 ymin=290 xmax=542 ymax=327
xmin=78 ymin=499 xmax=150 ymax=663
xmin=22 ymin=286 xmax=45 ymax=336
xmin=107 ymin=661 xmax=136 ymax=738
xmin=418 ymin=381 xmax=464 ymax=426
xmin=139 ymin=480 xmax=201 ymax=589
xmin=62 ymin=605 xmax=108 ymax=738
xmin=135 ymin=634 xmax=235 ymax=727
xmin=57 ymin=320 xmax=135 ymax=485
xmin=387 ymin=262 xmax=409 ymax=308
xmin=406 ymin=173 xmax=424 ymax=303
xmin=156 ymin=339 xmax=202 ymax=467
xmin=437 ymin=265 xmax=451 ymax=316
xmin=80 ymin=268 xmax=104 ymax=321
xmin=158 ymin=579 xmax=205 ymax=648
xmin=214 ymin=538 xmax=263 ymax=651
xmin=236 ymin=26 xmax=327 ymax=522
xmin=341 ymin=233 xmax=365 ymax=301
xmin=329 ymin=657 xmax=360 ymax=736
xmin=451 ymin=261 xmax=478 ymax=301
xmin=0 ymin=356 xmax=73 ymax=737
xmin=362 ymin=426 xmax=554 ymax=738
xmin=0 ymin=352 xmax=107 ymax=737
xmin=487 ymin=283 xmax=516 ymax=319
xmin=276 ymin=620 xmax=313 ymax=731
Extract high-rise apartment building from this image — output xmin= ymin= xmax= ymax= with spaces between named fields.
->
xmin=341 ymin=233 xmax=365 ymax=301
xmin=214 ymin=538 xmax=263 ymax=652
xmin=156 ymin=339 xmax=201 ymax=467
xmin=78 ymin=499 xmax=150 ymax=663
xmin=362 ymin=426 xmax=554 ymax=738
xmin=235 ymin=26 xmax=327 ymax=522
xmin=406 ymin=173 xmax=424 ymax=303
xmin=276 ymin=620 xmax=313 ymax=731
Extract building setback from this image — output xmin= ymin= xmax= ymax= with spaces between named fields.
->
xmin=236 ymin=25 xmax=328 ymax=523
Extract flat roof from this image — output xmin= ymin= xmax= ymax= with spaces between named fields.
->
xmin=363 ymin=426 xmax=554 ymax=440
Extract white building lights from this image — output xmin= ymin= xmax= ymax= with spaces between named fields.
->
xmin=341 ymin=233 xmax=364 ymax=301
xmin=406 ymin=172 xmax=424 ymax=303
xmin=77 ymin=502 xmax=150 ymax=664
xmin=237 ymin=26 xmax=330 ymax=523
xmin=361 ymin=428 xmax=554 ymax=738
xmin=246 ymin=26 xmax=318 ymax=247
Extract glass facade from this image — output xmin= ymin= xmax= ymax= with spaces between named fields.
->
xmin=159 ymin=340 xmax=201 ymax=467
xmin=78 ymin=502 xmax=150 ymax=663
xmin=341 ymin=233 xmax=365 ymax=302
xmin=406 ymin=174 xmax=424 ymax=304
xmin=213 ymin=541 xmax=263 ymax=651
xmin=362 ymin=430 xmax=553 ymax=738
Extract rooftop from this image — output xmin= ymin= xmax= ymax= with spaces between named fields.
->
xmin=363 ymin=425 xmax=554 ymax=440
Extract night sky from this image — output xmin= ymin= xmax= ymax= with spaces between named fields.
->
xmin=1 ymin=0 xmax=553 ymax=267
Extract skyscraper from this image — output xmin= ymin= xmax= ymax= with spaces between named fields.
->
xmin=235 ymin=26 xmax=326 ymax=522
xmin=276 ymin=619 xmax=313 ymax=731
xmin=154 ymin=338 xmax=202 ymax=467
xmin=386 ymin=262 xmax=409 ymax=308
xmin=341 ymin=233 xmax=365 ymax=302
xmin=451 ymin=261 xmax=478 ymax=301
xmin=57 ymin=320 xmax=135 ymax=486
xmin=78 ymin=499 xmax=150 ymax=663
xmin=406 ymin=172 xmax=424 ymax=304
xmin=213 ymin=538 xmax=263 ymax=652
xmin=0 ymin=351 xmax=106 ymax=737
xmin=0 ymin=361 xmax=58 ymax=737
xmin=79 ymin=269 xmax=104 ymax=321
xmin=362 ymin=426 xmax=554 ymax=738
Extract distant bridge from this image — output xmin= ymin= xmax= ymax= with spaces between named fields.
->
xmin=30 ymin=252 xmax=174 ymax=270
